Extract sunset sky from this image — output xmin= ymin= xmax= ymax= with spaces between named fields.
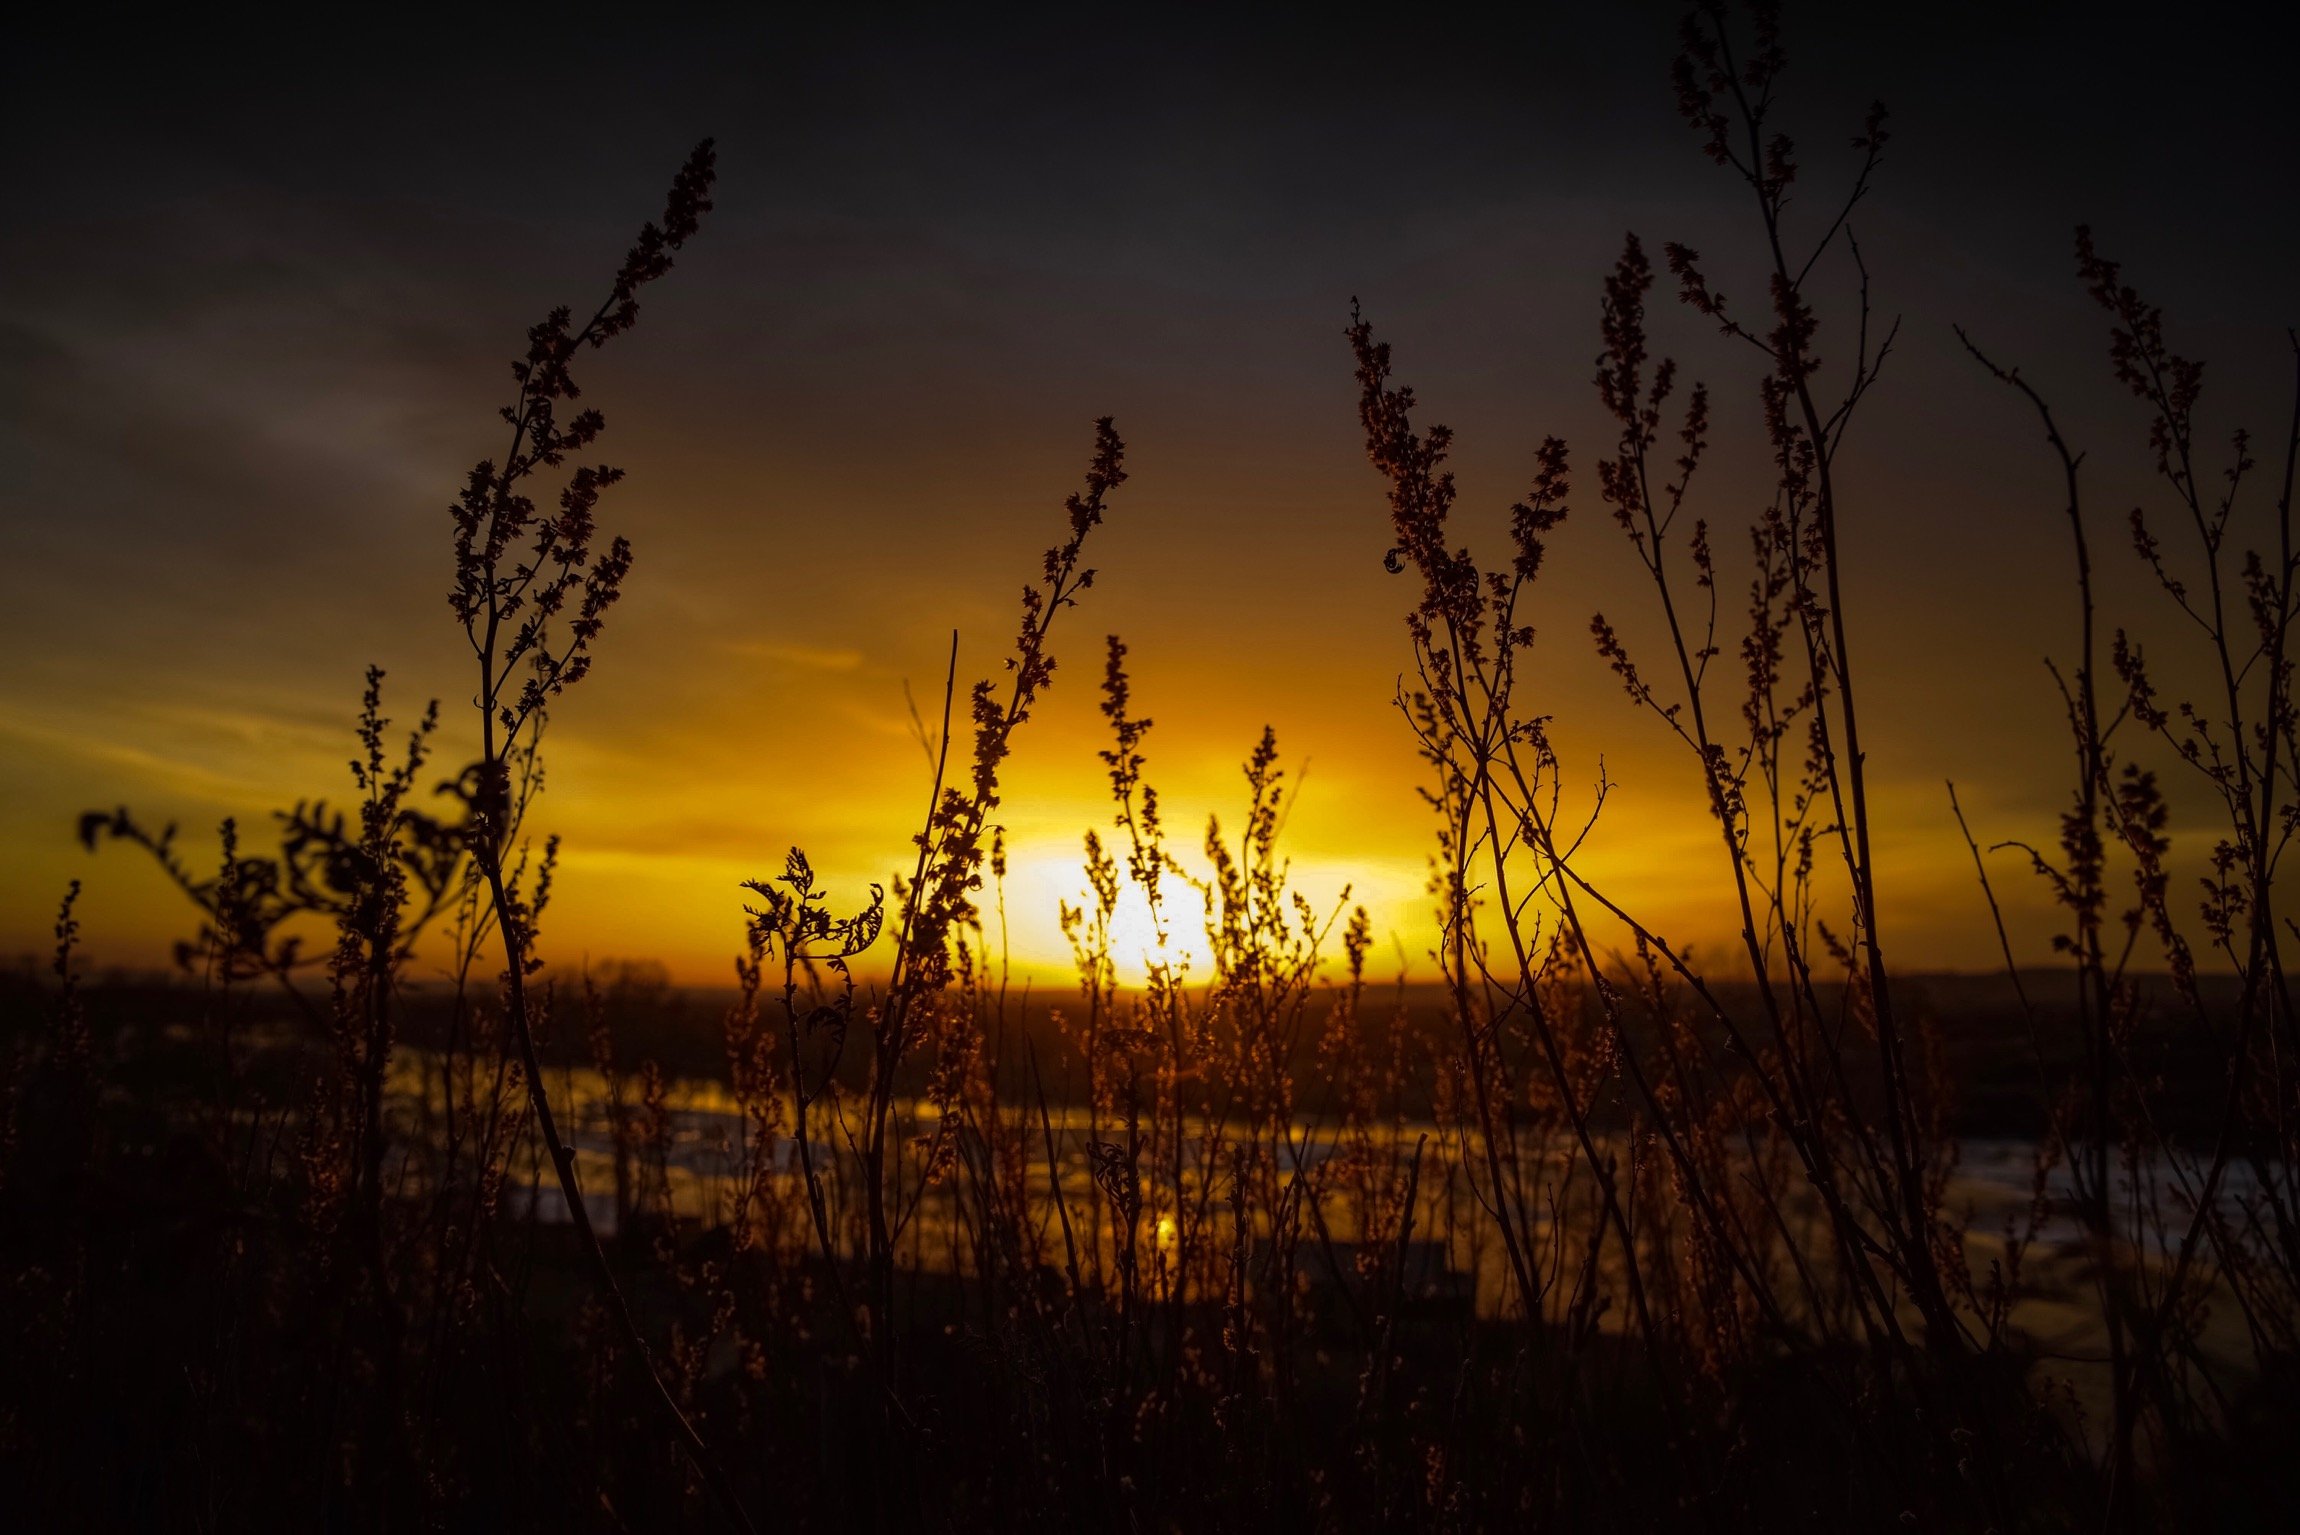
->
xmin=6 ymin=5 xmax=2296 ymax=987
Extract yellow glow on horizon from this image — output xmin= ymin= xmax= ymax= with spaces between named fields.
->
xmin=5 ymin=586 xmax=2102 ymax=992
xmin=999 ymin=842 xmax=1215 ymax=987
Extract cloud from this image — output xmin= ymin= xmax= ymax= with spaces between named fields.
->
xmin=0 ymin=714 xmax=283 ymax=810
xmin=722 ymin=639 xmax=868 ymax=673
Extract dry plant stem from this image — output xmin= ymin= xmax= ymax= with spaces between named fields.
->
xmin=1471 ymin=693 xmax=1872 ymax=1505
xmin=1027 ymin=1041 xmax=1088 ymax=1327
xmin=1590 ymin=245 xmax=1915 ymax=1354
xmin=1658 ymin=41 xmax=1994 ymax=1495
xmin=1453 ymin=538 xmax=1841 ymax=1358
xmin=1946 ymin=782 xmax=2039 ymax=1029
xmin=862 ymin=629 xmax=960 ymax=1376
xmin=1355 ymin=311 xmax=1717 ymax=1466
xmin=1685 ymin=6 xmax=1951 ymax=1340
xmin=1431 ymin=706 xmax=1542 ymax=1316
xmin=453 ymin=139 xmax=756 ymax=1532
xmin=1476 ymin=571 xmax=1838 ymax=1341
xmin=1346 ymin=10 xmax=2041 ymax=1509
xmin=1419 ymin=585 xmax=1717 ymax=1480
xmin=858 ymin=426 xmax=1123 ymax=1402
xmin=783 ymin=981 xmax=855 ymax=1343
xmin=478 ymin=834 xmax=756 ymax=1533
xmin=1956 ymin=328 xmax=2145 ymax=1483
xmin=1963 ymin=315 xmax=2300 ymax=1503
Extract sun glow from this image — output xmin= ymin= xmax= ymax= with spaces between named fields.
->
xmin=1099 ymin=877 xmax=1210 ymax=985
xmin=998 ymin=842 xmax=1216 ymax=987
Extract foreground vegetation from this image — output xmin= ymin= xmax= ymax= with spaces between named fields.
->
xmin=7 ymin=4 xmax=2299 ymax=1529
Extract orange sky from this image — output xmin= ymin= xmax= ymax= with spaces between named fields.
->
xmin=5 ymin=8 xmax=2295 ymax=989
xmin=2 ymin=375 xmax=2256 ymax=990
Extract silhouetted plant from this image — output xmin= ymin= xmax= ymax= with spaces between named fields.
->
xmin=1958 ymin=222 xmax=2300 ymax=1519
